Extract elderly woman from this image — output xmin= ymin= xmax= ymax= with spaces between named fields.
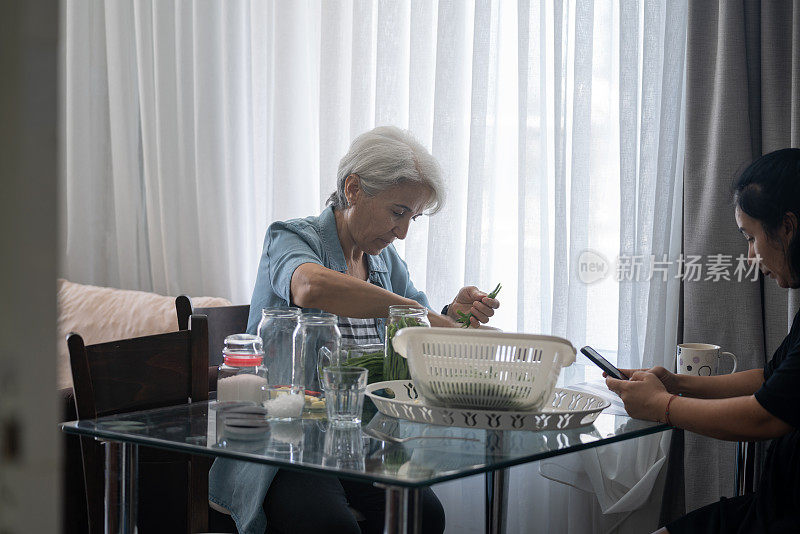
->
xmin=606 ymin=148 xmax=800 ymax=533
xmin=210 ymin=126 xmax=500 ymax=534
xmin=246 ymin=125 xmax=498 ymax=337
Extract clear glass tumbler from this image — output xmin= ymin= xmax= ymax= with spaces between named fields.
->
xmin=322 ymin=366 xmax=368 ymax=426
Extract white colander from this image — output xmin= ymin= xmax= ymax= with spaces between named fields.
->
xmin=390 ymin=327 xmax=576 ymax=411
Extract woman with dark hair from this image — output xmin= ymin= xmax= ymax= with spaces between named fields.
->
xmin=606 ymin=148 xmax=800 ymax=533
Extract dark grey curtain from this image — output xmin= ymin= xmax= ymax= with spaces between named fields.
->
xmin=662 ymin=0 xmax=800 ymax=522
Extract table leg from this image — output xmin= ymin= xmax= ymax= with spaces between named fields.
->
xmin=410 ymin=487 xmax=422 ymax=534
xmin=104 ymin=441 xmax=138 ymax=534
xmin=735 ymin=440 xmax=755 ymax=496
xmin=485 ymin=468 xmax=508 ymax=534
xmin=735 ymin=441 xmax=744 ymax=496
xmin=376 ymin=483 xmax=422 ymax=534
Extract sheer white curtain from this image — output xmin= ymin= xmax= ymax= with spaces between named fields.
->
xmin=61 ymin=0 xmax=686 ymax=532
xmin=62 ymin=0 xmax=268 ymax=301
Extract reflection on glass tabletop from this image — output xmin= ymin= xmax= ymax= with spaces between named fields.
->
xmin=60 ymin=398 xmax=668 ymax=488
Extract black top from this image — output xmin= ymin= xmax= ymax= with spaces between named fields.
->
xmin=752 ymin=309 xmax=800 ymax=530
xmin=669 ymin=311 xmax=800 ymax=533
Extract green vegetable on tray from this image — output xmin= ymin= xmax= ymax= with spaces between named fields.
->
xmin=456 ymin=282 xmax=502 ymax=328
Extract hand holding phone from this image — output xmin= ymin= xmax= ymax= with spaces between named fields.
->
xmin=580 ymin=346 xmax=627 ymax=380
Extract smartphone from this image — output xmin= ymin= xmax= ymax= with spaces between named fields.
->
xmin=580 ymin=346 xmax=627 ymax=380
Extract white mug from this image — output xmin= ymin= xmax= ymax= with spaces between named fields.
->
xmin=677 ymin=343 xmax=738 ymax=376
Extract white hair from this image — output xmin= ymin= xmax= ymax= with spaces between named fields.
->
xmin=327 ymin=126 xmax=445 ymax=214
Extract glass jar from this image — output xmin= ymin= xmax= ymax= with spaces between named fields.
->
xmin=257 ymin=307 xmax=301 ymax=388
xmin=384 ymin=305 xmax=430 ymax=381
xmin=292 ymin=312 xmax=341 ymax=393
xmin=217 ymin=334 xmax=268 ymax=403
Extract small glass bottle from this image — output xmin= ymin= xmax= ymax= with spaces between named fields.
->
xmin=292 ymin=312 xmax=341 ymax=393
xmin=217 ymin=334 xmax=268 ymax=403
xmin=384 ymin=305 xmax=430 ymax=381
xmin=257 ymin=307 xmax=301 ymax=388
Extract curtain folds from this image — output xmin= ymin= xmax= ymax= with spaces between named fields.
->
xmin=680 ymin=0 xmax=800 ymax=517
xmin=61 ymin=1 xmax=687 ymax=532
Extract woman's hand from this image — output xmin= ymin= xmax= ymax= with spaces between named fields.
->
xmin=605 ymin=370 xmax=671 ymax=421
xmin=646 ymin=366 xmax=681 ymax=393
xmin=606 ymin=366 xmax=681 ymax=394
xmin=448 ymin=286 xmax=500 ymax=327
xmin=428 ymin=312 xmax=460 ymax=328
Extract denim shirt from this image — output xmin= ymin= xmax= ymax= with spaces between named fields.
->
xmin=209 ymin=205 xmax=431 ymax=534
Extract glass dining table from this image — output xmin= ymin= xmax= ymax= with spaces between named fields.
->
xmin=60 ymin=393 xmax=670 ymax=534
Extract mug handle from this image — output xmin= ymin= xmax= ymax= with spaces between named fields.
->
xmin=721 ymin=351 xmax=737 ymax=374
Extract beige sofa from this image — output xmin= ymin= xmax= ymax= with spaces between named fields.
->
xmin=58 ymin=279 xmax=230 ymax=533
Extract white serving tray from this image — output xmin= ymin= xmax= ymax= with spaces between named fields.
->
xmin=366 ymin=380 xmax=611 ymax=431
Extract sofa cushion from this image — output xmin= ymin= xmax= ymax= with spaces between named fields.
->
xmin=57 ymin=278 xmax=231 ymax=390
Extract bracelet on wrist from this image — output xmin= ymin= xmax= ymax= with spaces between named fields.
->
xmin=665 ymin=394 xmax=678 ymax=426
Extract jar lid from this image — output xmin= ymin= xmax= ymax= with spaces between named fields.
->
xmin=222 ymin=353 xmax=264 ymax=366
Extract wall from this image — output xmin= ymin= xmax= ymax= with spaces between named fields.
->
xmin=0 ymin=0 xmax=60 ymax=532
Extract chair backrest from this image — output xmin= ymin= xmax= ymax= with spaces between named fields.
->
xmin=68 ymin=315 xmax=209 ymax=533
xmin=176 ymin=294 xmax=250 ymax=367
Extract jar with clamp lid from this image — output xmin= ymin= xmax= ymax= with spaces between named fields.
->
xmin=217 ymin=334 xmax=268 ymax=404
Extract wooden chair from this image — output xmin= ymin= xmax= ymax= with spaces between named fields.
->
xmin=175 ymin=295 xmax=250 ymax=382
xmin=176 ymin=295 xmax=250 ymax=531
xmin=68 ymin=315 xmax=210 ymax=533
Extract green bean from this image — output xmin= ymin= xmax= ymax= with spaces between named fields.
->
xmin=456 ymin=282 xmax=502 ymax=328
xmin=384 ymin=317 xmax=423 ymax=381
xmin=343 ymin=351 xmax=385 ymax=383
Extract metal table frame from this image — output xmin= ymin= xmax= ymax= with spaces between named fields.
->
xmin=101 ymin=441 xmax=504 ymax=534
